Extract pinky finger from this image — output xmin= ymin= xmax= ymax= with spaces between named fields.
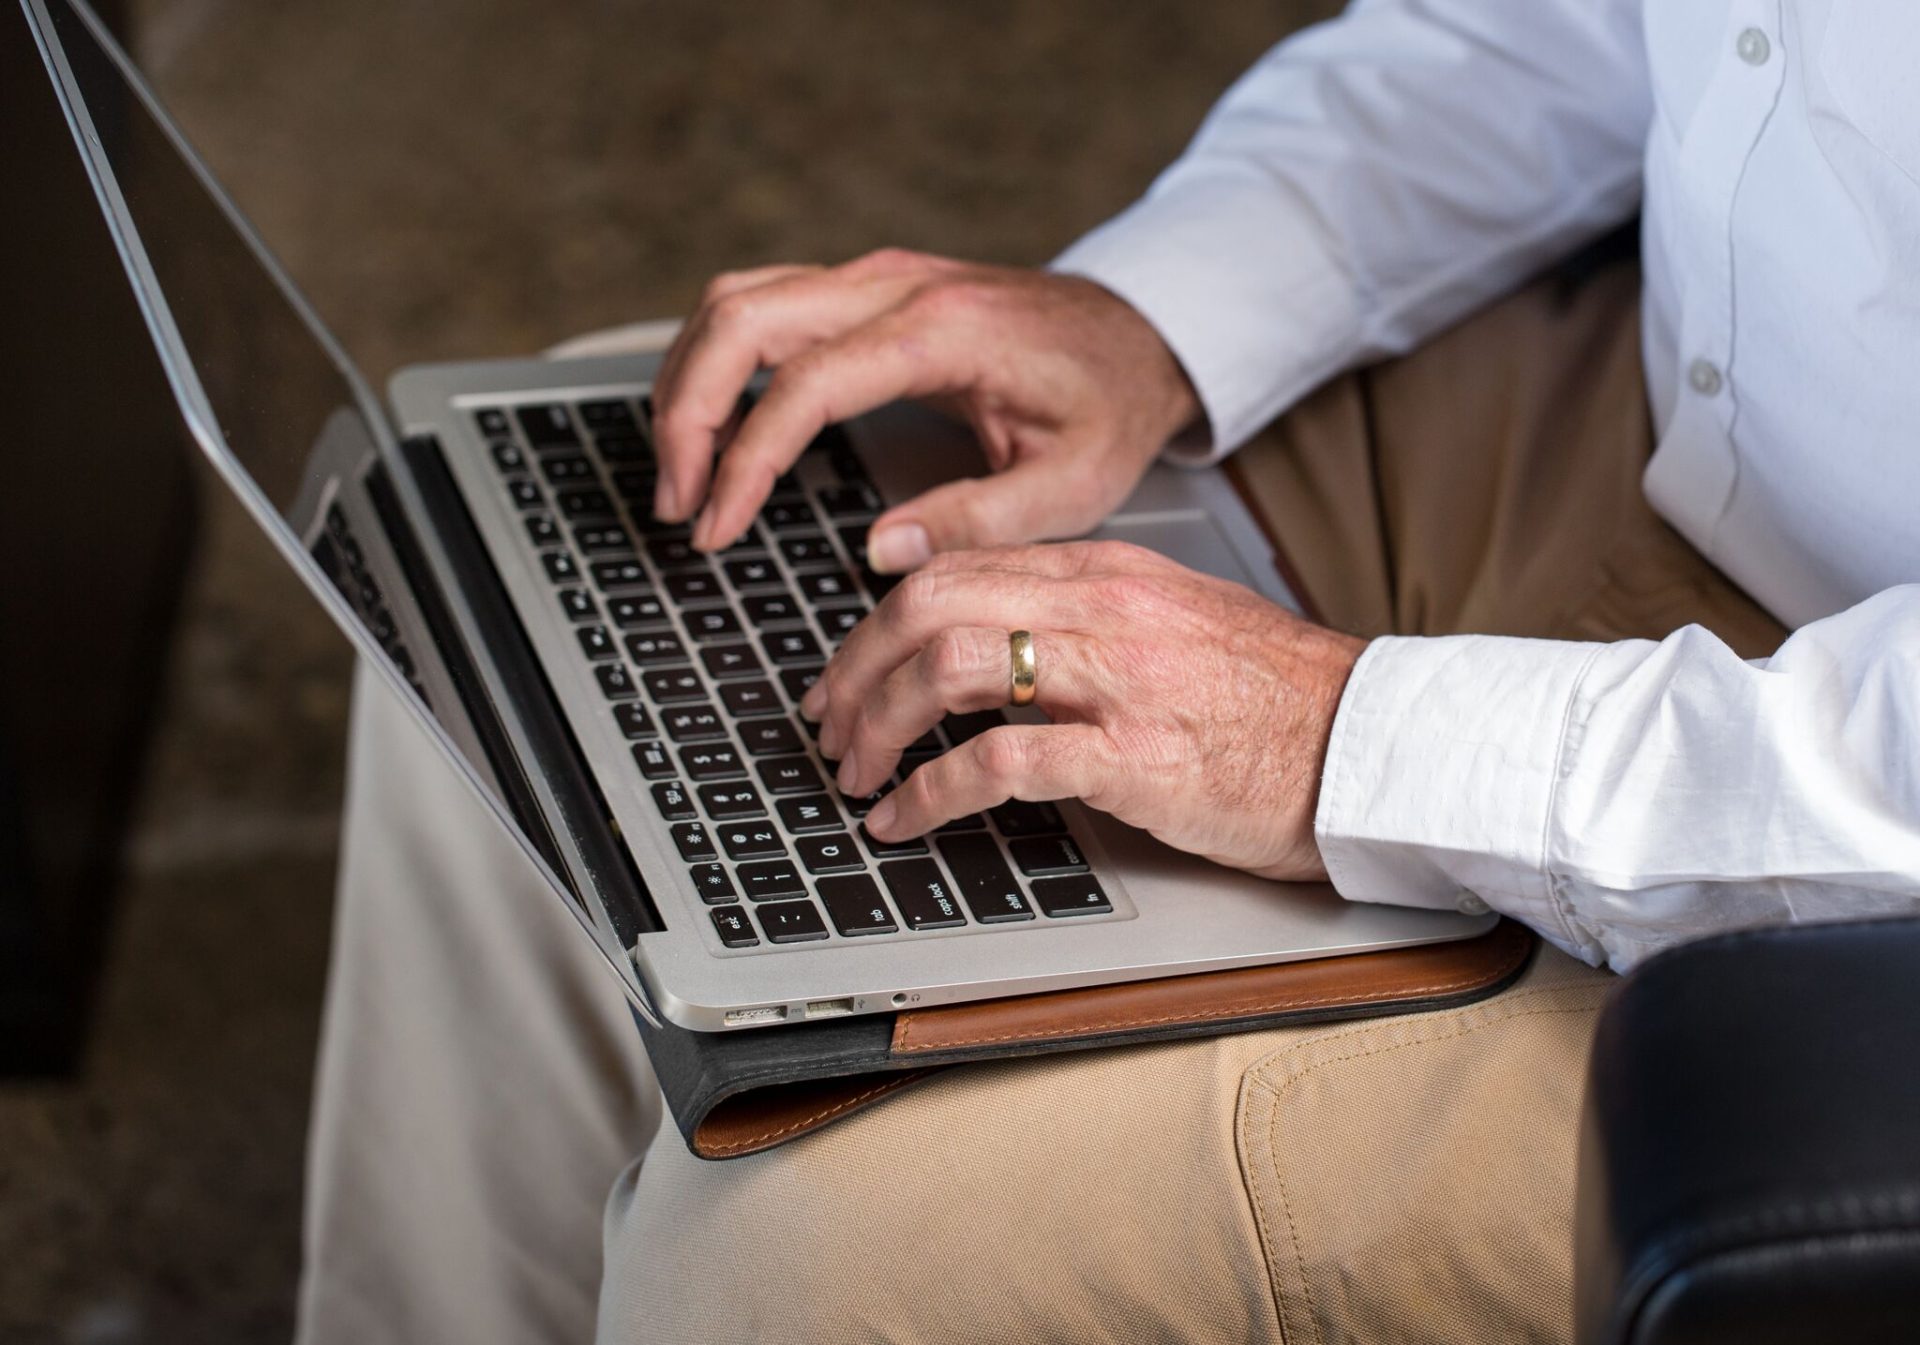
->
xmin=864 ymin=724 xmax=1113 ymax=841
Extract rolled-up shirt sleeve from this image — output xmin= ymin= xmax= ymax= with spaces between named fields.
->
xmin=1317 ymin=587 xmax=1920 ymax=971
xmin=1052 ymin=0 xmax=1650 ymax=459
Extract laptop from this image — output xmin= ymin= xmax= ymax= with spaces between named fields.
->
xmin=24 ymin=0 xmax=1492 ymax=1032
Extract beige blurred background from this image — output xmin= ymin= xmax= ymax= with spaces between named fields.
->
xmin=0 ymin=1 xmax=1333 ymax=1338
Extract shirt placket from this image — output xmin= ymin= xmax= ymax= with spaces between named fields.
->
xmin=1643 ymin=0 xmax=1787 ymax=549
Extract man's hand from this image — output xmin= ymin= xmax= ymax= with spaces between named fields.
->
xmin=650 ymin=250 xmax=1200 ymax=571
xmin=803 ymin=541 xmax=1367 ymax=881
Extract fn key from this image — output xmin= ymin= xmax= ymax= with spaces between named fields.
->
xmin=1031 ymin=875 xmax=1112 ymax=918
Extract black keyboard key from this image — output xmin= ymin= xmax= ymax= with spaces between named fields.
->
xmin=614 ymin=703 xmax=657 ymax=740
xmin=671 ymin=821 xmax=717 ymax=862
xmin=817 ymin=605 xmax=867 ymax=640
xmin=662 ymin=705 xmax=726 ymax=741
xmin=507 ymin=478 xmax=544 ymax=510
xmin=737 ymin=859 xmax=807 ymax=901
xmin=558 ymin=588 xmax=597 ymax=622
xmin=756 ymin=900 xmax=829 ymax=944
xmin=837 ymin=522 xmax=871 ymax=562
xmin=665 ymin=571 xmax=723 ymax=604
xmin=990 ymin=800 xmax=1067 ymax=837
xmin=556 ymin=487 xmax=614 ymax=519
xmin=610 ymin=595 xmax=671 ymax=630
xmin=652 ymin=780 xmax=697 ymax=821
xmin=839 ymin=782 xmax=889 ymax=818
xmin=896 ymin=751 xmax=941 ymax=782
xmin=710 ymin=905 xmax=758 ymax=946
xmin=474 ymin=407 xmax=512 ymax=439
xmin=779 ymin=535 xmax=837 ymax=567
xmin=776 ymin=794 xmax=840 ymax=833
xmin=578 ymin=398 xmax=639 ymax=435
xmin=1031 ymin=874 xmax=1112 ymax=918
xmin=612 ymin=468 xmax=656 ymax=502
xmin=1010 ymin=835 xmax=1091 ymax=876
xmin=944 ymin=710 xmax=1004 ymax=744
xmin=525 ymin=515 xmax=562 ymax=548
xmin=541 ymin=454 xmax=596 ymax=485
xmin=490 ymin=440 xmax=528 ymax=473
xmin=719 ymin=680 xmax=781 ymax=717
xmin=859 ymin=824 xmax=928 ymax=858
xmin=798 ymin=570 xmax=858 ymax=604
xmin=574 ymin=524 xmax=632 ymax=555
xmin=690 ymin=863 xmax=738 ymax=904
xmin=576 ymin=625 xmax=617 ymax=660
xmin=720 ymin=823 xmax=786 ymax=860
xmin=648 ymin=536 xmax=703 ymax=570
xmin=817 ymin=874 xmax=897 ymax=937
xmin=762 ymin=500 xmax=819 ymax=532
xmin=880 ymin=858 xmax=968 ymax=930
xmin=680 ymin=744 xmax=747 ymax=781
xmin=643 ymin=668 xmax=706 ymax=703
xmin=595 ymin=663 xmax=638 ymax=699
xmin=738 ymin=716 xmax=804 ymax=756
xmin=632 ymin=740 xmax=674 ymax=778
xmin=818 ymin=482 xmax=882 ymax=518
xmin=757 ymin=756 xmax=823 ymax=795
xmin=938 ymin=813 xmax=989 ymax=833
xmin=779 ymin=666 xmax=823 ymax=703
xmin=591 ymin=559 xmax=650 ymax=591
xmin=596 ymin=435 xmax=650 ymax=466
xmin=516 ymin=403 xmax=578 ymax=448
xmin=541 ymin=551 xmax=580 ymax=583
xmin=742 ymin=592 xmax=805 ymax=626
xmin=699 ymin=643 xmax=764 ymax=680
xmin=764 ymin=630 xmax=823 ymax=665
xmin=797 ymin=833 xmax=864 ymax=874
xmin=699 ymin=781 xmax=765 ymax=819
xmin=685 ymin=607 xmax=744 ymax=642
xmin=938 ymin=833 xmax=1035 ymax=923
xmin=724 ymin=557 xmax=782 ymax=590
xmin=623 ymin=632 xmax=686 ymax=666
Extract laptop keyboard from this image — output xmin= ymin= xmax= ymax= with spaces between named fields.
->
xmin=471 ymin=393 xmax=1114 ymax=951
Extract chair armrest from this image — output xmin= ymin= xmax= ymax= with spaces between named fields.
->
xmin=1575 ymin=918 xmax=1920 ymax=1345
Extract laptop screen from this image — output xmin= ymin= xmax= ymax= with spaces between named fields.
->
xmin=23 ymin=0 xmax=645 ymax=973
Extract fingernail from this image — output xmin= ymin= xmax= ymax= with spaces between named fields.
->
xmin=653 ymin=478 xmax=679 ymax=521
xmin=865 ymin=796 xmax=897 ymax=836
xmin=835 ymin=750 xmax=860 ymax=794
xmin=690 ymin=508 xmax=714 ymax=551
xmin=867 ymin=523 xmax=931 ymax=574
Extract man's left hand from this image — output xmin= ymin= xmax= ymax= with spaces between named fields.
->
xmin=805 ymin=541 xmax=1366 ymax=882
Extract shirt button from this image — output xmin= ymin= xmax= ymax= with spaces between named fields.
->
xmin=1736 ymin=27 xmax=1771 ymax=66
xmin=1688 ymin=358 xmax=1723 ymax=397
xmin=1456 ymin=893 xmax=1490 ymax=916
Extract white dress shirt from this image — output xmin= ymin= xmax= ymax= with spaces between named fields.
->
xmin=1055 ymin=0 xmax=1920 ymax=969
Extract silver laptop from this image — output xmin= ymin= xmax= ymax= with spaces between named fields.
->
xmin=26 ymin=0 xmax=1492 ymax=1032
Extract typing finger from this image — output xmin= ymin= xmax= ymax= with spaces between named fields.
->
xmin=864 ymin=724 xmax=1114 ymax=840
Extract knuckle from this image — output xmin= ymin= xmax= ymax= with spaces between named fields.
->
xmin=974 ymin=727 xmax=1028 ymax=783
xmin=926 ymin=628 xmax=982 ymax=688
xmin=889 ymin=569 xmax=944 ymax=628
xmin=1100 ymin=573 xmax=1167 ymax=620
xmin=707 ymin=291 xmax=755 ymax=333
xmin=905 ymin=278 xmax=984 ymax=324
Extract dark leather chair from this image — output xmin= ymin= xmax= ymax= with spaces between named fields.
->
xmin=1576 ymin=918 xmax=1920 ymax=1343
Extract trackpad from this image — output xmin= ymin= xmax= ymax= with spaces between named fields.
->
xmin=1091 ymin=512 xmax=1261 ymax=589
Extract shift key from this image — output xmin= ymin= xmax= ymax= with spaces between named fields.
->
xmin=936 ymin=834 xmax=1034 ymax=923
xmin=879 ymin=858 xmax=968 ymax=930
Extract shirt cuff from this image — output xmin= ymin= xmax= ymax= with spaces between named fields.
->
xmin=1314 ymin=634 xmax=1609 ymax=959
xmin=1050 ymin=174 xmax=1360 ymax=464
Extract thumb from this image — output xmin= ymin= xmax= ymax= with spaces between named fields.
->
xmin=864 ymin=451 xmax=1115 ymax=573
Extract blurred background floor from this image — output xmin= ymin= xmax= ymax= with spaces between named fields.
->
xmin=0 ymin=0 xmax=1331 ymax=1338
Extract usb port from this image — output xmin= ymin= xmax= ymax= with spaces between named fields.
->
xmin=723 ymin=1005 xmax=788 ymax=1027
xmin=805 ymin=997 xmax=855 ymax=1020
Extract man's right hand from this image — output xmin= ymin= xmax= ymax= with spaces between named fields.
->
xmin=649 ymin=249 xmax=1200 ymax=572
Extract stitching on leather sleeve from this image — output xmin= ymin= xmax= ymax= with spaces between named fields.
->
xmin=698 ymin=1075 xmax=928 ymax=1157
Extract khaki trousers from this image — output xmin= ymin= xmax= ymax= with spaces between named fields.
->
xmin=299 ymin=258 xmax=1785 ymax=1345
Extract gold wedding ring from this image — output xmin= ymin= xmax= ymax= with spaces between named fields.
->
xmin=1008 ymin=629 xmax=1037 ymax=707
